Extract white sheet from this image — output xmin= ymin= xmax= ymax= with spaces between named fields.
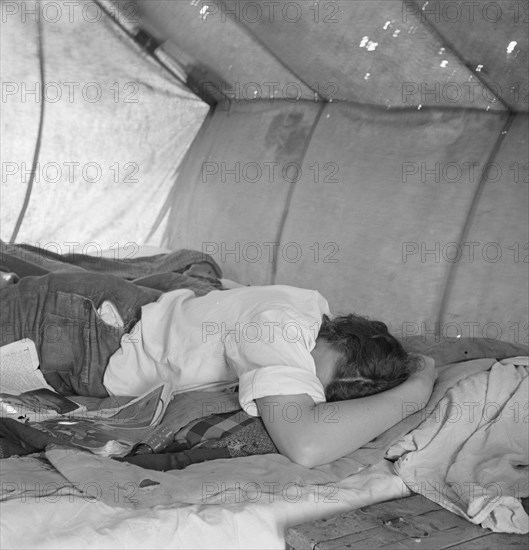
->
xmin=389 ymin=356 xmax=529 ymax=534
xmin=0 ymin=453 xmax=407 ymax=549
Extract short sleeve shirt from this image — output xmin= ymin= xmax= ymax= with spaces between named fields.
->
xmin=103 ymin=285 xmax=331 ymax=415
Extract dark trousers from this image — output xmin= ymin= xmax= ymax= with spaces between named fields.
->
xmin=0 ymin=273 xmax=161 ymax=396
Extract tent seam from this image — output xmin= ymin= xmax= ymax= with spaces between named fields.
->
xmin=220 ymin=1 xmax=324 ymax=102
xmin=435 ymin=112 xmax=517 ymax=331
xmin=409 ymin=0 xmax=513 ymax=113
xmin=270 ymin=102 xmax=327 ymax=284
xmin=10 ymin=5 xmax=45 ymax=243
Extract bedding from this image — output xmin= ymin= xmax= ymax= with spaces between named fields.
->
xmin=2 ymin=355 xmax=528 ymax=548
xmin=0 ymin=453 xmax=407 ymax=550
xmin=1 ymin=247 xmax=528 ymax=548
xmin=117 ymin=409 xmax=279 ymax=471
xmin=389 ymin=356 xmax=529 ymax=534
xmin=0 ymin=240 xmax=222 ymax=280
xmin=0 ymin=390 xmax=278 ymax=467
xmin=0 ymin=240 xmax=223 ymax=296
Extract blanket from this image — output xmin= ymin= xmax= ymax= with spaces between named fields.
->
xmin=118 ymin=410 xmax=278 ymax=470
xmin=2 ymin=355 xmax=528 ymax=549
xmin=388 ymin=356 xmax=529 ymax=534
xmin=0 ymin=240 xmax=223 ymax=296
xmin=0 ymin=240 xmax=222 ymax=278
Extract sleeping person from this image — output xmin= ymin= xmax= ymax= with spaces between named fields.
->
xmin=0 ymin=271 xmax=435 ymax=468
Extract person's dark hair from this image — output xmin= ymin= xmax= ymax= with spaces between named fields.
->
xmin=318 ymin=314 xmax=421 ymax=401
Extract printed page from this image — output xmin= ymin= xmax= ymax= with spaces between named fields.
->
xmin=0 ymin=339 xmax=55 ymax=394
xmin=97 ymin=385 xmax=168 ymax=428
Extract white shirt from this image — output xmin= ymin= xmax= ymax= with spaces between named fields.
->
xmin=103 ymin=285 xmax=331 ymax=415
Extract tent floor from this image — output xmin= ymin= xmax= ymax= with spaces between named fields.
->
xmin=286 ymin=494 xmax=529 ymax=549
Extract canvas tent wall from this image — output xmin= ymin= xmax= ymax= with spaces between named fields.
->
xmin=137 ymin=0 xmax=528 ymax=342
xmin=1 ymin=0 xmax=209 ymax=248
xmin=1 ymin=0 xmax=528 ymax=343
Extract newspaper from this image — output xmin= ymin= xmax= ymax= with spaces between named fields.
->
xmin=1 ymin=339 xmax=175 ymax=455
xmin=0 ymin=339 xmax=55 ymax=393
xmin=1 ymin=339 xmax=82 ymax=422
xmin=2 ymin=385 xmax=174 ymax=457
xmin=26 ymin=386 xmax=167 ymax=456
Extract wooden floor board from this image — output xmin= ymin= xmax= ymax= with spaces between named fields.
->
xmin=443 ymin=532 xmax=529 ymax=549
xmin=313 ymin=525 xmax=410 ymax=549
xmin=286 ymin=494 xmax=529 ymax=550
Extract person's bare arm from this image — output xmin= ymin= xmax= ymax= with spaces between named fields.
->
xmin=256 ymin=355 xmax=435 ymax=468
